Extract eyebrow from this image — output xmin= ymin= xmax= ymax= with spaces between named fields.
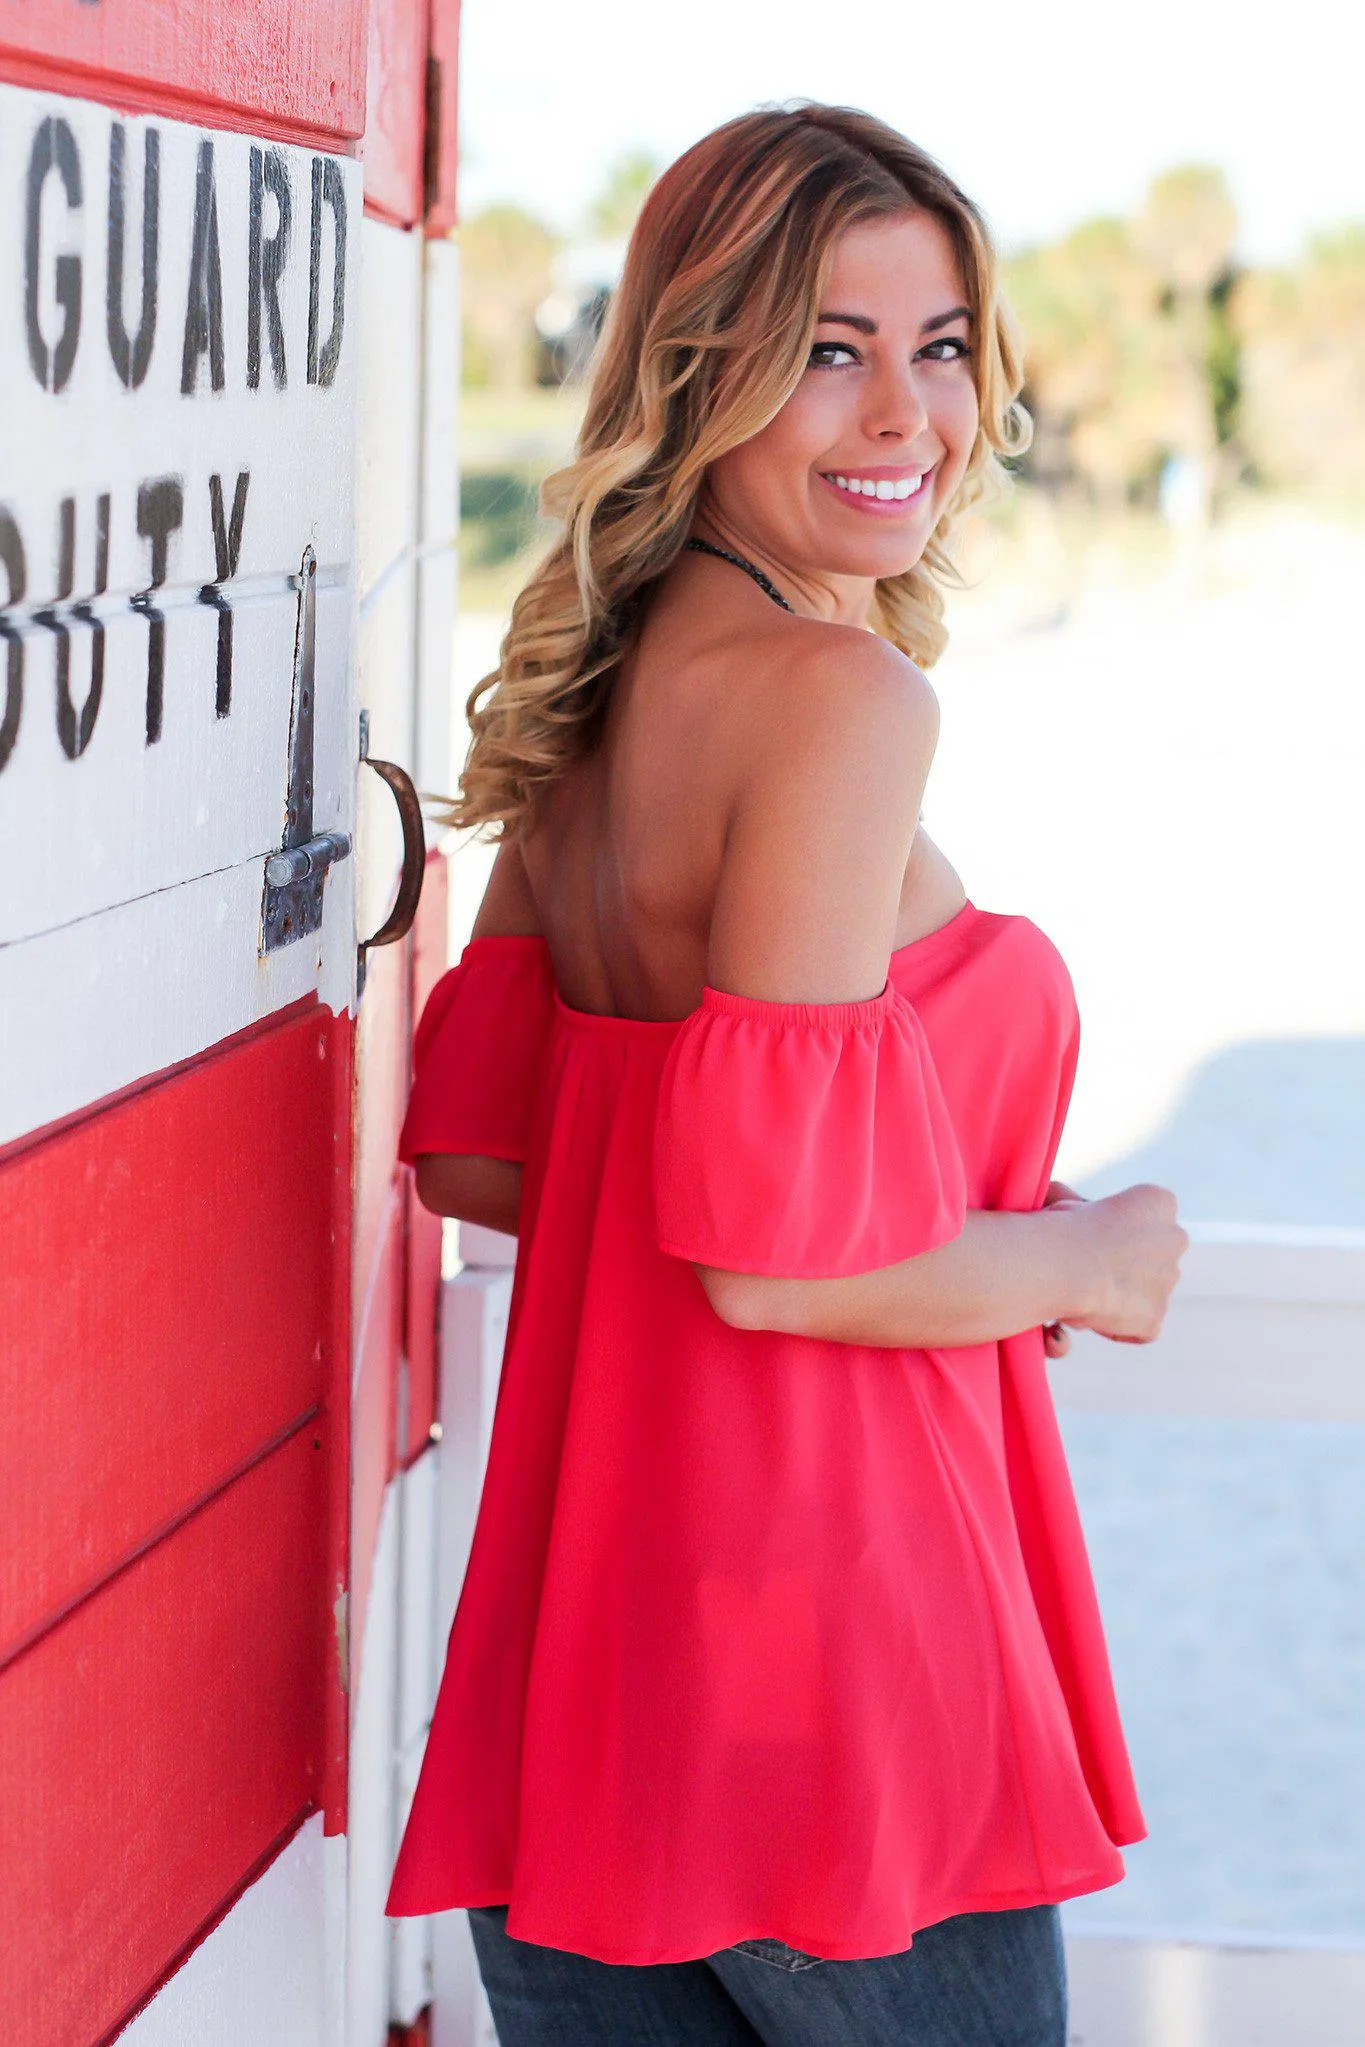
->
xmin=815 ymin=304 xmax=972 ymax=336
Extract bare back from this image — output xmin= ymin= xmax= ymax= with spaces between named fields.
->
xmin=513 ymin=559 xmax=968 ymax=1020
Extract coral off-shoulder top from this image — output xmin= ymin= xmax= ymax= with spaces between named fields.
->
xmin=385 ymin=900 xmax=1145 ymax=1964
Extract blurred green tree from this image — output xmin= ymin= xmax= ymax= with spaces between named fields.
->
xmin=1006 ymin=166 xmax=1242 ymax=512
xmin=460 ymin=204 xmax=560 ymax=390
xmin=1006 ymin=216 xmax=1179 ymax=506
xmin=1233 ymin=225 xmax=1365 ymax=495
xmin=1134 ymin=164 xmax=1240 ymax=497
xmin=586 ymin=151 xmax=659 ymax=239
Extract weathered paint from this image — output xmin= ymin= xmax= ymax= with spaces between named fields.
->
xmin=0 ymin=90 xmax=359 ymax=956
xmin=402 ymin=851 xmax=449 ymax=1463
xmin=119 ymin=1816 xmax=343 ymax=2047
xmin=346 ymin=1479 xmax=402 ymax=2046
xmin=0 ymin=2 xmax=465 ymax=2037
xmin=0 ymin=1003 xmax=347 ymax=1658
xmin=391 ymin=1448 xmax=441 ymax=2023
xmin=0 ymin=0 xmax=366 ymax=150
xmin=361 ymin=0 xmax=426 ymax=228
xmin=424 ymin=1 xmax=461 ymax=234
xmin=1 ymin=1430 xmax=329 ymax=2045
xmin=0 ymin=73 xmax=361 ymax=2047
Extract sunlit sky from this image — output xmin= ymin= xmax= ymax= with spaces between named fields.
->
xmin=459 ymin=0 xmax=1365 ymax=263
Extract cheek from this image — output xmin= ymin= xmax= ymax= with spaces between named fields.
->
xmin=775 ymin=376 xmax=851 ymax=452
xmin=937 ymin=380 xmax=980 ymax=476
xmin=710 ymin=387 xmax=842 ymax=505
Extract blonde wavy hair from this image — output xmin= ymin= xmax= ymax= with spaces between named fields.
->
xmin=449 ymin=102 xmax=1030 ymax=839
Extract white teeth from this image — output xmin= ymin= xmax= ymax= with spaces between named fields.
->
xmin=829 ymin=472 xmax=926 ymax=499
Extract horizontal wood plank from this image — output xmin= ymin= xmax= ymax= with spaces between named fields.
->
xmin=0 ymin=1005 xmax=348 ymax=1658
xmin=0 ymin=1427 xmax=329 ymax=2047
xmin=0 ymin=1 xmax=365 ymax=148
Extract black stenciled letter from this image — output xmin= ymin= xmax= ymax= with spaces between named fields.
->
xmin=307 ymin=155 xmax=347 ymax=388
xmin=134 ymin=477 xmax=184 ymax=744
xmin=0 ymin=508 xmax=26 ymax=774
xmin=34 ymin=496 xmax=109 ymax=761
xmin=24 ymin=117 xmax=83 ymax=392
xmin=107 ymin=124 xmax=160 ymax=390
xmin=181 ymin=139 xmax=225 ymax=394
xmin=248 ymin=147 xmax=291 ymax=391
xmin=201 ymin=471 xmax=249 ymax=717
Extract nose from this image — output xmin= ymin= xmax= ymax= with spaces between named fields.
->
xmin=863 ymin=357 xmax=930 ymax=444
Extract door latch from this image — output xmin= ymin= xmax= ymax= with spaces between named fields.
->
xmin=261 ymin=547 xmax=351 ymax=954
xmin=356 ymin=708 xmax=426 ymax=998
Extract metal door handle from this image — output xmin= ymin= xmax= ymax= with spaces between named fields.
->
xmin=358 ymin=751 xmax=426 ymax=958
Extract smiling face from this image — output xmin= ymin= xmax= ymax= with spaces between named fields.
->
xmin=701 ymin=210 xmax=981 ymax=604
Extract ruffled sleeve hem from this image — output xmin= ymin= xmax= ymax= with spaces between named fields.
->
xmin=399 ymin=934 xmax=556 ymax=1165
xmin=653 ymin=979 xmax=967 ymax=1279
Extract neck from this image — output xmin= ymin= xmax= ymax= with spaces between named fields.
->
xmin=692 ymin=499 xmax=878 ymax=629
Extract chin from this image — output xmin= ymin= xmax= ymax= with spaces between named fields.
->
xmin=818 ymin=537 xmax=930 ymax=581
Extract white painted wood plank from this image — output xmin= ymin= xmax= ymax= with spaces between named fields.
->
xmin=419 ymin=237 xmax=459 ymax=549
xmin=346 ymin=1480 xmax=400 ymax=2047
xmin=396 ymin=1446 xmax=439 ymax=1749
xmin=432 ymin=1907 xmax=498 ymax=2047
xmin=356 ymin=221 xmax=421 ymax=601
xmin=0 ymin=851 xmax=353 ymax=1144
xmin=120 ymin=1814 xmax=336 ymax=2047
xmin=0 ymin=87 xmax=359 ymax=946
xmin=415 ymin=542 xmax=457 ymax=801
xmin=356 ymin=557 xmax=416 ymax=944
xmin=435 ymin=1270 xmax=512 ymax=1639
xmin=1049 ymin=1234 xmax=1365 ymax=1423
xmin=457 ymin=1222 xmax=517 ymax=1270
xmin=390 ymin=1732 xmax=434 ymax=2027
xmin=1066 ymin=1935 xmax=1365 ymax=2047
xmin=1 ymin=580 xmax=353 ymax=946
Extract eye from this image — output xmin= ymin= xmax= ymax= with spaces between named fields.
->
xmin=808 ymin=341 xmax=861 ymax=369
xmin=919 ymin=336 xmax=972 ymax=363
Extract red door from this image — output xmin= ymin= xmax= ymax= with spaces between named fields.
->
xmin=0 ymin=2 xmax=460 ymax=2040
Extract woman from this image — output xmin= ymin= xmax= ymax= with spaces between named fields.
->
xmin=387 ymin=103 xmax=1186 ymax=2044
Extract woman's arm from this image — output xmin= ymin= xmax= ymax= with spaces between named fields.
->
xmin=414 ymin=1152 xmax=522 ymax=1236
xmin=701 ymin=1186 xmax=1185 ymax=1349
xmin=409 ymin=841 xmax=541 ymax=1237
xmin=691 ymin=624 xmax=1186 ymax=1347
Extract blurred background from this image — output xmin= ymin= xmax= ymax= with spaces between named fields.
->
xmin=442 ymin=4 xmax=1365 ymax=2037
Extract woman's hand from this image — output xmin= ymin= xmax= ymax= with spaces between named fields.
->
xmin=1051 ymin=1183 xmax=1189 ymax=1345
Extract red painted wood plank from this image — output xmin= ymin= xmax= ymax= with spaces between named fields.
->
xmin=323 ymin=1012 xmax=355 ymax=1836
xmin=362 ymin=0 xmax=426 ymax=226
xmin=0 ymin=1428 xmax=328 ymax=2047
xmin=424 ymin=0 xmax=461 ymax=234
xmin=351 ymin=1179 xmax=403 ymax=1689
xmin=389 ymin=2013 xmax=431 ymax=2047
xmin=0 ymin=0 xmax=366 ymax=149
xmin=402 ymin=850 xmax=448 ymax=1462
xmin=350 ymin=924 xmax=411 ymax=1675
xmin=0 ymin=1007 xmax=347 ymax=1661
xmin=354 ymin=937 xmax=410 ymax=1329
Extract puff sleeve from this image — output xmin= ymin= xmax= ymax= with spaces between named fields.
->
xmin=398 ymin=935 xmax=557 ymax=1164
xmin=653 ymin=979 xmax=967 ymax=1278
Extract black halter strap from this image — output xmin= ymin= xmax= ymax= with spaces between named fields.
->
xmin=685 ymin=537 xmax=795 ymax=614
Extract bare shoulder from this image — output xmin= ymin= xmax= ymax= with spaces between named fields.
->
xmin=469 ymin=837 xmax=542 ymax=939
xmin=732 ymin=613 xmax=937 ymax=821
xmin=708 ymin=617 xmax=938 ymax=1001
